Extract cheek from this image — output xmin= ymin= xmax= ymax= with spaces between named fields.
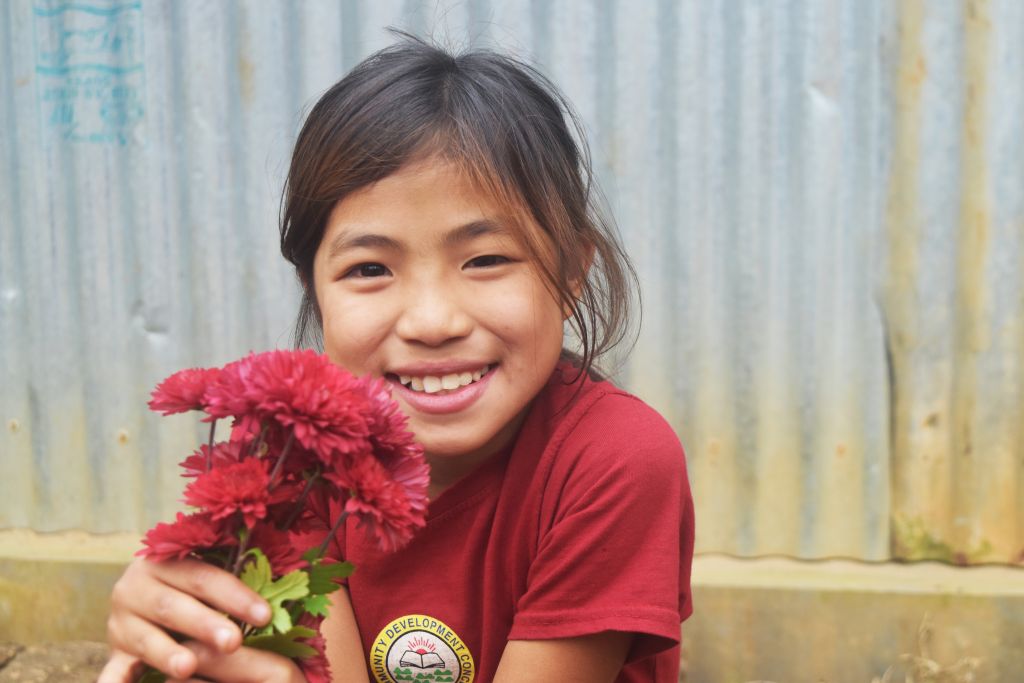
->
xmin=318 ymin=293 xmax=392 ymax=374
xmin=485 ymin=279 xmax=565 ymax=353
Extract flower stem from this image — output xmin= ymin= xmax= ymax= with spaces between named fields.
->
xmin=282 ymin=469 xmax=320 ymax=530
xmin=230 ymin=527 xmax=252 ymax=576
xmin=268 ymin=431 xmax=296 ymax=487
xmin=206 ymin=419 xmax=217 ymax=472
xmin=248 ymin=422 xmax=269 ymax=458
xmin=314 ymin=510 xmax=349 ymax=560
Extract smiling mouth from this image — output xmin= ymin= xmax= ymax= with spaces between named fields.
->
xmin=387 ymin=364 xmax=496 ymax=394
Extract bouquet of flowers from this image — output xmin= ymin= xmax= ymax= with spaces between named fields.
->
xmin=136 ymin=350 xmax=430 ymax=682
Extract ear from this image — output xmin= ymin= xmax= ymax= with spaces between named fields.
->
xmin=564 ymin=243 xmax=595 ymax=319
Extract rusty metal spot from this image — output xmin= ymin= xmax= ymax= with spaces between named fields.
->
xmin=7 ymin=419 xmax=18 ymax=434
xmin=116 ymin=429 xmax=129 ymax=444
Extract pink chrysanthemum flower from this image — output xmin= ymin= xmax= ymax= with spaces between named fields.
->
xmin=203 ymin=350 xmax=381 ymax=460
xmin=247 ymin=524 xmax=306 ymax=575
xmin=203 ymin=355 xmax=259 ymax=418
xmin=341 ymin=455 xmax=427 ymax=553
xmin=179 ymin=441 xmax=246 ymax=478
xmin=246 ymin=350 xmax=376 ymax=456
xmin=137 ymin=511 xmax=228 ymax=561
xmin=183 ymin=457 xmax=280 ymax=528
xmin=148 ymin=367 xmax=221 ymax=415
xmin=297 ymin=614 xmax=332 ymax=683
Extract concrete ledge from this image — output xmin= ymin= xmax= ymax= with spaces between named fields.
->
xmin=2 ymin=533 xmax=1023 ymax=682
xmin=0 ymin=530 xmax=134 ymax=643
xmin=685 ymin=554 xmax=1024 ymax=682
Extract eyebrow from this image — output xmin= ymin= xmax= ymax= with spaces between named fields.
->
xmin=325 ymin=219 xmax=509 ymax=260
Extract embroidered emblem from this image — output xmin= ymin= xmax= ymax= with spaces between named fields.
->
xmin=370 ymin=614 xmax=475 ymax=683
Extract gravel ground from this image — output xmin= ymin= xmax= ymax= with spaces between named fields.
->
xmin=0 ymin=642 xmax=108 ymax=683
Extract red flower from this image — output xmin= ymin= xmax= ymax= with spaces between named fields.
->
xmin=203 ymin=355 xmax=259 ymax=418
xmin=202 ymin=350 xmax=383 ymax=460
xmin=361 ymin=377 xmax=429 ymax=514
xmin=183 ymin=458 xmax=278 ymax=528
xmin=296 ymin=614 xmax=331 ymax=683
xmin=148 ymin=367 xmax=221 ymax=415
xmin=247 ymin=525 xmax=306 ymax=575
xmin=179 ymin=441 xmax=245 ymax=478
xmin=137 ymin=511 xmax=228 ymax=561
xmin=341 ymin=455 xmax=427 ymax=553
xmin=248 ymin=350 xmax=376 ymax=456
xmin=287 ymin=486 xmax=346 ymax=559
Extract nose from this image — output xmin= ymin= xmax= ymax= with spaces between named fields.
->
xmin=394 ymin=284 xmax=473 ymax=347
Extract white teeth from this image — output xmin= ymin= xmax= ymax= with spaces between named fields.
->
xmin=398 ymin=365 xmax=492 ymax=393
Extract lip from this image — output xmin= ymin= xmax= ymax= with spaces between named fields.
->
xmin=389 ymin=366 xmax=496 ymax=415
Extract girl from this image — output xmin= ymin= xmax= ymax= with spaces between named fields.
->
xmin=100 ymin=36 xmax=694 ymax=683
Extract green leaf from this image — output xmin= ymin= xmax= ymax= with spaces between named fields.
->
xmin=302 ymin=593 xmax=331 ymax=617
xmin=264 ymin=570 xmax=310 ymax=633
xmin=244 ymin=625 xmax=319 ymax=659
xmin=307 ymin=561 xmax=354 ymax=594
xmin=239 ymin=549 xmax=272 ymax=594
xmin=239 ymin=549 xmax=311 ymax=633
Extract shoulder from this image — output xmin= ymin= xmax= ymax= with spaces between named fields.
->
xmin=561 ymin=383 xmax=686 ymax=470
xmin=537 ymin=374 xmax=689 ymax=499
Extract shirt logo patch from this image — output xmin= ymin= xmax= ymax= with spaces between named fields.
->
xmin=369 ymin=614 xmax=475 ymax=683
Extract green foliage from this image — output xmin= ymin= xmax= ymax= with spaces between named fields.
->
xmin=303 ymin=593 xmax=331 ymax=617
xmin=307 ymin=559 xmax=354 ymax=594
xmin=245 ymin=625 xmax=319 ymax=659
xmin=239 ymin=549 xmax=310 ymax=633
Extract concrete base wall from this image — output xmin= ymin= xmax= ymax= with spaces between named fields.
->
xmin=685 ymin=555 xmax=1024 ymax=682
xmin=2 ymin=532 xmax=1023 ymax=682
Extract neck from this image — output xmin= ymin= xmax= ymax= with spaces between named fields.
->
xmin=424 ymin=408 xmax=530 ymax=500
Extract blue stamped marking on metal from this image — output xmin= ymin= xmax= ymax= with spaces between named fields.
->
xmin=33 ymin=0 xmax=145 ymax=144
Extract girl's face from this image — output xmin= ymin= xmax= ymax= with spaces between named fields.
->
xmin=312 ymin=158 xmax=566 ymax=477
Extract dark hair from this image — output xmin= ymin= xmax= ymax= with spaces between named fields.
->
xmin=279 ymin=34 xmax=638 ymax=379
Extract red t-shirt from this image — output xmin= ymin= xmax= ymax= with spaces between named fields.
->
xmin=335 ymin=364 xmax=694 ymax=683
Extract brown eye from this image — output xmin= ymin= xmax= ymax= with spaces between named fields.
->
xmin=465 ymin=255 xmax=510 ymax=269
xmin=344 ymin=263 xmax=390 ymax=278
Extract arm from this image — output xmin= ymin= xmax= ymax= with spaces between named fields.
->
xmin=493 ymin=633 xmax=632 ymax=683
xmin=321 ymin=587 xmax=371 ymax=683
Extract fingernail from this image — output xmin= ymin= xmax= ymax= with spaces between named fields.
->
xmin=215 ymin=626 xmax=235 ymax=650
xmin=170 ymin=652 xmax=192 ymax=678
xmin=250 ymin=602 xmax=271 ymax=623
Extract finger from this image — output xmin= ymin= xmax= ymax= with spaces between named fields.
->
xmin=186 ymin=641 xmax=304 ymax=683
xmin=133 ymin=580 xmax=244 ymax=653
xmin=108 ymin=612 xmax=198 ymax=680
xmin=147 ymin=557 xmax=272 ymax=626
xmin=96 ymin=649 xmax=143 ymax=683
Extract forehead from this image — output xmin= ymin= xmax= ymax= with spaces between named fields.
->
xmin=321 ymin=156 xmax=541 ymax=249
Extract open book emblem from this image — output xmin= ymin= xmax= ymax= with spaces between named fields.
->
xmin=370 ymin=614 xmax=475 ymax=683
xmin=399 ymin=650 xmax=446 ymax=669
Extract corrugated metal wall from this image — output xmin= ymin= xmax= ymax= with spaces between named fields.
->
xmin=2 ymin=0 xmax=1022 ymax=565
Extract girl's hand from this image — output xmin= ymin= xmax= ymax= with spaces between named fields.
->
xmin=98 ymin=557 xmax=273 ymax=682
xmin=172 ymin=640 xmax=307 ymax=682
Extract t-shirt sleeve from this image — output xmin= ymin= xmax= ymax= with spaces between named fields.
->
xmin=508 ymin=393 xmax=695 ymax=661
